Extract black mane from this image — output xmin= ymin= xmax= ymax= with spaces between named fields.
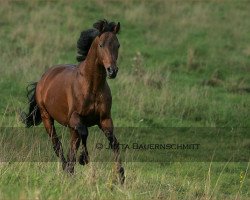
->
xmin=76 ymin=29 xmax=99 ymax=62
xmin=76 ymin=19 xmax=118 ymax=62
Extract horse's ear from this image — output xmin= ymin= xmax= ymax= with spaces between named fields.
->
xmin=114 ymin=22 xmax=120 ymax=34
xmin=93 ymin=20 xmax=106 ymax=34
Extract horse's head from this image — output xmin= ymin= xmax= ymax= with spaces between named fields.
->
xmin=94 ymin=20 xmax=121 ymax=79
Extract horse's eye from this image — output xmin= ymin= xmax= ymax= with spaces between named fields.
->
xmin=118 ymin=44 xmax=120 ymax=48
xmin=99 ymin=44 xmax=103 ymax=48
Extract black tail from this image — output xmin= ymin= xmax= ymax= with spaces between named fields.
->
xmin=20 ymin=82 xmax=42 ymax=128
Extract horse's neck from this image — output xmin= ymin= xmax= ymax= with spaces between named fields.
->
xmin=78 ymin=40 xmax=106 ymax=93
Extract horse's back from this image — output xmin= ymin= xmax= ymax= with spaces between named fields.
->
xmin=38 ymin=64 xmax=77 ymax=92
xmin=41 ymin=64 xmax=77 ymax=79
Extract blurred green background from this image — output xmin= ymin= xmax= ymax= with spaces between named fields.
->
xmin=0 ymin=0 xmax=249 ymax=127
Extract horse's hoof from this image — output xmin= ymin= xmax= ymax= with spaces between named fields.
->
xmin=64 ymin=163 xmax=74 ymax=174
xmin=119 ymin=167 xmax=125 ymax=184
xmin=66 ymin=167 xmax=74 ymax=174
xmin=79 ymin=154 xmax=89 ymax=165
xmin=62 ymin=161 xmax=67 ymax=170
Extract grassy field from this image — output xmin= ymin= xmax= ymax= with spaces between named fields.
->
xmin=0 ymin=1 xmax=249 ymax=199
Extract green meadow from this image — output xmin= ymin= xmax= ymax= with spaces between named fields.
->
xmin=0 ymin=1 xmax=249 ymax=199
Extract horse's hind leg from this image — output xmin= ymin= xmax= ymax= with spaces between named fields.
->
xmin=65 ymin=128 xmax=80 ymax=174
xmin=40 ymin=109 xmax=67 ymax=170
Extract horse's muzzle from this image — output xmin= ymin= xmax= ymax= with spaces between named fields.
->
xmin=107 ymin=66 xmax=118 ymax=79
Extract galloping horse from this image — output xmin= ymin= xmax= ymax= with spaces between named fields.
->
xmin=21 ymin=19 xmax=125 ymax=184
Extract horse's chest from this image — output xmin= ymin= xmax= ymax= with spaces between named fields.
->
xmin=81 ymin=98 xmax=96 ymax=114
xmin=84 ymin=102 xmax=97 ymax=115
xmin=79 ymin=96 xmax=101 ymax=124
xmin=81 ymin=113 xmax=99 ymax=127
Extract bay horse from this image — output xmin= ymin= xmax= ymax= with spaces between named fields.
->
xmin=21 ymin=19 xmax=125 ymax=184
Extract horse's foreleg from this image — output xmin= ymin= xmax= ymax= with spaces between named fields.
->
xmin=100 ymin=118 xmax=125 ymax=184
xmin=41 ymin=111 xmax=66 ymax=170
xmin=68 ymin=112 xmax=89 ymax=168
xmin=78 ymin=126 xmax=89 ymax=165
xmin=66 ymin=128 xmax=80 ymax=174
